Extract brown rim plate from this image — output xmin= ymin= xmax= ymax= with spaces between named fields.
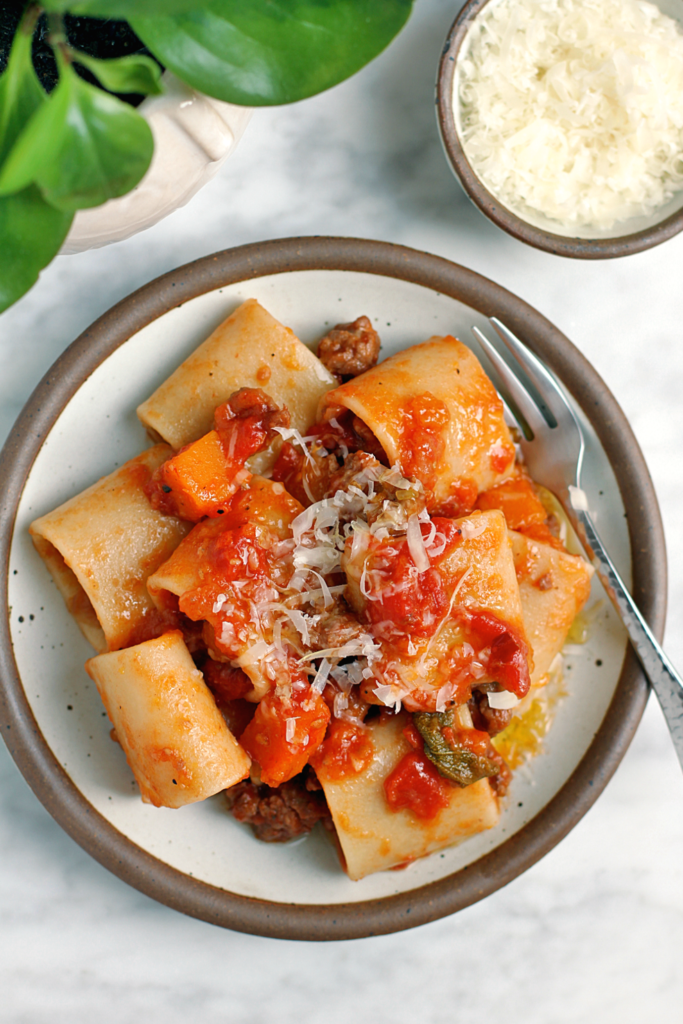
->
xmin=0 ymin=237 xmax=666 ymax=939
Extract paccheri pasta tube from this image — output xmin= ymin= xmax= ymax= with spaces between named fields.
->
xmin=31 ymin=299 xmax=593 ymax=877
xmin=30 ymin=445 xmax=191 ymax=653
xmin=86 ymin=631 xmax=251 ymax=807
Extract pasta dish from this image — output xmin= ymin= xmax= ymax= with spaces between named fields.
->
xmin=29 ymin=300 xmax=592 ymax=880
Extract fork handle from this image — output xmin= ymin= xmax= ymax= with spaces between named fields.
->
xmin=570 ymin=505 xmax=683 ymax=764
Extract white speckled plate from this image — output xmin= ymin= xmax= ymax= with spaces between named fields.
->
xmin=0 ymin=238 xmax=665 ymax=939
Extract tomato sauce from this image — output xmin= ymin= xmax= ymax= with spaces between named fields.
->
xmin=358 ymin=518 xmax=463 ymax=641
xmin=433 ymin=478 xmax=479 ymax=518
xmin=398 ymin=393 xmax=449 ymax=496
xmin=383 ymin=721 xmax=453 ymax=820
xmin=214 ymin=387 xmax=282 ymax=472
xmin=311 ymin=718 xmax=374 ymax=781
xmin=456 ymin=608 xmax=531 ymax=698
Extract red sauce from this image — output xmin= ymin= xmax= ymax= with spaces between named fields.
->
xmin=272 ymin=441 xmax=306 ymax=502
xmin=116 ymin=607 xmax=182 ymax=650
xmin=359 ymin=518 xmax=462 ymax=641
xmin=489 ymin=440 xmax=516 ymax=474
xmin=179 ymin=527 xmax=283 ymax=663
xmin=457 ymin=608 xmax=531 ymax=698
xmin=311 ymin=408 xmax=362 ymax=453
xmin=384 ymin=750 xmax=452 ymax=821
xmin=433 ymin=478 xmax=479 ymax=518
xmin=383 ymin=720 xmax=453 ymax=820
xmin=311 ymin=718 xmax=374 ymax=781
xmin=356 ymin=518 xmax=530 ymax=705
xmin=398 ymin=393 xmax=449 ymax=495
xmin=202 ymin=660 xmax=253 ymax=701
xmin=214 ymin=387 xmax=286 ymax=475
xmin=441 ymin=725 xmax=492 ymax=758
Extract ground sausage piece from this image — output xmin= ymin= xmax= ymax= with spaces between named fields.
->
xmin=468 ymin=688 xmax=514 ymax=737
xmin=215 ymin=386 xmax=290 ymax=438
xmin=225 ymin=773 xmax=332 ymax=842
xmin=307 ymin=598 xmax=368 ymax=653
xmin=317 ymin=316 xmax=381 ymax=379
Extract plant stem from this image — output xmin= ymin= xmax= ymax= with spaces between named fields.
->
xmin=19 ymin=3 xmax=42 ymax=37
xmin=46 ymin=11 xmax=71 ymax=67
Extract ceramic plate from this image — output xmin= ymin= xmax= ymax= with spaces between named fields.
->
xmin=0 ymin=238 xmax=666 ymax=939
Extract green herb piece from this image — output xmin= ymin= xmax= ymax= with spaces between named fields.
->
xmin=0 ymin=186 xmax=73 ymax=313
xmin=0 ymin=16 xmax=72 ymax=312
xmin=0 ymin=12 xmax=46 ymax=166
xmin=131 ymin=0 xmax=413 ymax=107
xmin=72 ymin=52 xmax=163 ymax=97
xmin=0 ymin=56 xmax=154 ymax=211
xmin=413 ymin=708 xmax=500 ymax=788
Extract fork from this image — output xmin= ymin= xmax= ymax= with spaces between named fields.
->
xmin=472 ymin=318 xmax=683 ymax=769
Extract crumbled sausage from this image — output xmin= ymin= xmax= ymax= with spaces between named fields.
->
xmin=218 ymin=386 xmax=290 ymax=436
xmin=351 ymin=416 xmax=387 ymax=463
xmin=468 ymin=688 xmax=513 ymax=736
xmin=225 ymin=772 xmax=332 ymax=842
xmin=317 ymin=316 xmax=381 ymax=378
xmin=307 ymin=598 xmax=368 ymax=652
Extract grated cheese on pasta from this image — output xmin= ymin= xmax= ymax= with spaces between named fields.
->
xmin=457 ymin=0 xmax=683 ymax=229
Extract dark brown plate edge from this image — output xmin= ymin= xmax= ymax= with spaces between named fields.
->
xmin=0 ymin=235 xmax=666 ymax=941
xmin=436 ymin=0 xmax=683 ymax=260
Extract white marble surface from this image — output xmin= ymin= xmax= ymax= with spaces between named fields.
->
xmin=2 ymin=0 xmax=683 ymax=1019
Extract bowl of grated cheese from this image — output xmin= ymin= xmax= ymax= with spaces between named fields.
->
xmin=437 ymin=0 xmax=683 ymax=258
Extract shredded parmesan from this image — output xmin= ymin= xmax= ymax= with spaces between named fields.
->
xmin=460 ymin=516 xmax=487 ymax=540
xmin=488 ymin=689 xmax=520 ymax=710
xmin=372 ymin=683 xmax=404 ymax=712
xmin=457 ymin=0 xmax=683 ymax=229
xmin=273 ymin=425 xmax=315 ymax=463
xmin=311 ymin=658 xmax=332 ymax=693
xmin=406 ymin=514 xmax=430 ymax=572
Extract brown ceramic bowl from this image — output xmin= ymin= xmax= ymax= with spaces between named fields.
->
xmin=0 ymin=237 xmax=666 ymax=939
xmin=437 ymin=0 xmax=683 ymax=259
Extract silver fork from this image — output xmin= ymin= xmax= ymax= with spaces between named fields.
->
xmin=472 ymin=318 xmax=683 ymax=769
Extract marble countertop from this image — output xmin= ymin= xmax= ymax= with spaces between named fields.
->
xmin=2 ymin=1 xmax=683 ymax=1020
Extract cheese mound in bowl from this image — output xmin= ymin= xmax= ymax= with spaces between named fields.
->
xmin=439 ymin=0 xmax=683 ymax=252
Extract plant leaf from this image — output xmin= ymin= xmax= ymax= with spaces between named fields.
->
xmin=72 ymin=52 xmax=164 ymax=96
xmin=41 ymin=0 xmax=201 ymax=16
xmin=0 ymin=59 xmax=154 ymax=211
xmin=131 ymin=0 xmax=414 ymax=106
xmin=0 ymin=19 xmax=47 ymax=166
xmin=0 ymin=185 xmax=73 ymax=313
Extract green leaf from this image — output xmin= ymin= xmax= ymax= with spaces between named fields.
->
xmin=413 ymin=709 xmax=502 ymax=788
xmin=131 ymin=0 xmax=413 ymax=106
xmin=0 ymin=185 xmax=73 ymax=313
xmin=41 ymin=0 xmax=201 ymax=16
xmin=0 ymin=19 xmax=47 ymax=166
xmin=0 ymin=59 xmax=154 ymax=211
xmin=72 ymin=52 xmax=163 ymax=96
